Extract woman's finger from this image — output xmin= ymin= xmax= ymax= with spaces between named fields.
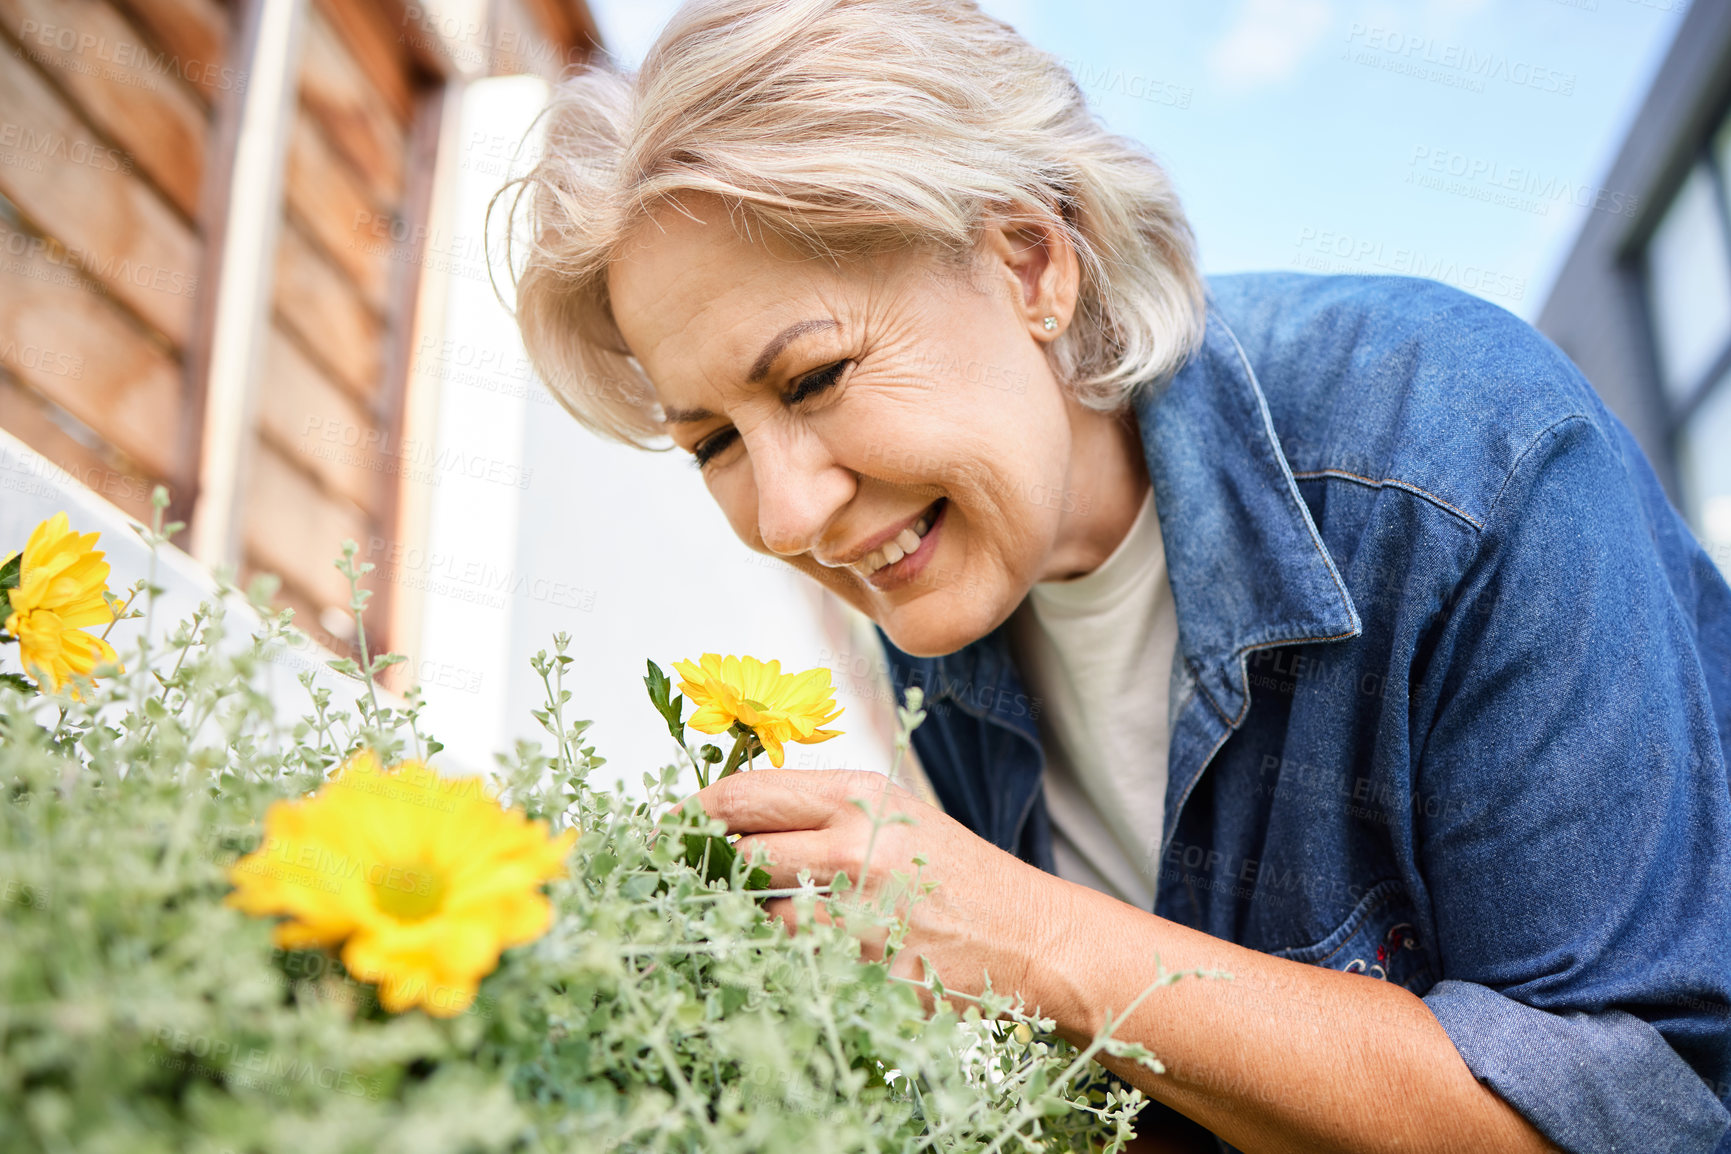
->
xmin=734 ymin=830 xmax=837 ymax=889
xmin=679 ymin=769 xmax=857 ymax=834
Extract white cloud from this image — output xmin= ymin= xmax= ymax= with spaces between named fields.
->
xmin=1208 ymin=0 xmax=1335 ymax=92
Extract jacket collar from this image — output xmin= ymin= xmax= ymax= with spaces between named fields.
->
xmin=1130 ymin=303 xmax=1362 ymax=725
xmin=923 ymin=302 xmax=1361 ymax=731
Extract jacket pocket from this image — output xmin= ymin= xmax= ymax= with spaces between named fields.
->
xmin=1269 ymin=879 xmax=1435 ymax=994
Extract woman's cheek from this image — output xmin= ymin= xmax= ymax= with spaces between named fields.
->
xmin=707 ymin=467 xmax=763 ymax=548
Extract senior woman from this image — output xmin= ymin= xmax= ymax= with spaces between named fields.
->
xmin=503 ymin=1 xmax=1731 ymax=1151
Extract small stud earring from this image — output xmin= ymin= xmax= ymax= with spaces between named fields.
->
xmin=1042 ymin=316 xmax=1058 ymax=332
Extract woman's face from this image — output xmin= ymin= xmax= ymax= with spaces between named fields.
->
xmin=608 ymin=198 xmax=1133 ymax=658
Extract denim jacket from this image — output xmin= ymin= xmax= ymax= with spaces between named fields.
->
xmin=876 ymin=273 xmax=1731 ymax=1153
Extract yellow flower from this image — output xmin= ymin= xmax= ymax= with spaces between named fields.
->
xmin=226 ymin=751 xmax=577 ymax=1017
xmin=3 ymin=512 xmax=121 ymax=697
xmin=671 ymin=653 xmax=844 ymax=769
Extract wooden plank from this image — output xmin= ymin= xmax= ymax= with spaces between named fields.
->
xmin=282 ymin=106 xmax=392 ymax=312
xmin=109 ymin=0 xmax=229 ymax=106
xmin=298 ymin=6 xmax=404 ymax=214
xmin=255 ymin=322 xmax=385 ymax=515
xmin=310 ymin=0 xmax=412 ymax=125
xmin=0 ymin=45 xmax=200 ymax=347
xmin=0 ymin=219 xmax=182 ymax=478
xmin=241 ymin=438 xmax=370 ymax=609
xmin=0 ymin=0 xmax=209 ymax=220
xmin=272 ymin=219 xmax=383 ymax=405
xmin=0 ymin=369 xmax=159 ymax=520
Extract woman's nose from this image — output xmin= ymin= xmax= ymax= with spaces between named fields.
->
xmin=748 ymin=427 xmax=852 ymax=557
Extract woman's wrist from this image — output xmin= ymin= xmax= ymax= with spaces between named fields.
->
xmin=992 ymin=862 xmax=1118 ymax=1040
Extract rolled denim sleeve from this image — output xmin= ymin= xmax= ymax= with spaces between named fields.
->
xmin=1413 ymin=415 xmax=1731 ymax=1153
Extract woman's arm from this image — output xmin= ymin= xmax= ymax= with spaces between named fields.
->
xmin=1021 ymin=874 xmax=1561 ymax=1154
xmin=685 ymin=769 xmax=1559 ymax=1154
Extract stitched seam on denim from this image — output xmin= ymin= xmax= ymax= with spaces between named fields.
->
xmin=1482 ymin=413 xmax=1592 ymax=528
xmin=1315 ymin=882 xmax=1403 ymax=966
xmin=1404 ymin=415 xmax=1598 ymax=775
xmin=1290 ymin=469 xmax=1485 ymax=531
xmin=1270 ymin=878 xmax=1404 ymax=964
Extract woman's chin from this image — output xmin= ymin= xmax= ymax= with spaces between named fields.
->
xmin=876 ymin=594 xmax=1008 ymax=660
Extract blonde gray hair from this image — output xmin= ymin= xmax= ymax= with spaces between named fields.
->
xmin=501 ymin=0 xmax=1205 ymax=448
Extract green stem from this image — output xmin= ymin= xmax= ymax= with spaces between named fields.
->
xmin=716 ymin=726 xmax=760 ymax=780
xmin=351 ymin=602 xmax=381 ymax=728
xmin=97 ymin=587 xmax=138 ymax=642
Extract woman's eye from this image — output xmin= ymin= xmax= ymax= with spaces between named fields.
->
xmin=690 ymin=361 xmax=848 ymax=468
xmin=787 ymin=360 xmax=850 ymax=404
xmin=691 ymin=427 xmax=738 ymax=468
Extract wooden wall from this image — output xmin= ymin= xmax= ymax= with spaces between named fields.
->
xmin=0 ymin=0 xmax=226 ymax=523
xmin=0 ymin=0 xmax=598 ymax=662
xmin=240 ymin=0 xmax=436 ymax=650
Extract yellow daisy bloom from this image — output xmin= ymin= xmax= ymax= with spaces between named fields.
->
xmin=671 ymin=653 xmax=844 ymax=769
xmin=3 ymin=512 xmax=121 ymax=697
xmin=226 ymin=751 xmax=577 ymax=1018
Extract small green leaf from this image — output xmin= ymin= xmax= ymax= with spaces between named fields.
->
xmin=0 ymin=552 xmax=20 ymax=593
xmin=644 ymin=659 xmax=671 ymax=712
xmin=0 ymin=671 xmax=35 ymax=695
xmin=643 ymin=660 xmax=685 ymax=743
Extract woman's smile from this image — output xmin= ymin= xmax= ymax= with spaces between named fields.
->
xmin=852 ymin=497 xmax=944 ymax=590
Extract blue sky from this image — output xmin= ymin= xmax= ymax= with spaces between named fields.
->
xmin=586 ymin=0 xmax=1688 ymax=321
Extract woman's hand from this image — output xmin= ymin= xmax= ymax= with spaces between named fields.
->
xmin=676 ymin=768 xmax=1067 ymax=1012
xmin=674 ymin=771 xmax=1562 ymax=1153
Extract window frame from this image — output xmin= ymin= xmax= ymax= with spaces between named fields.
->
xmin=1643 ymin=104 xmax=1731 ymax=436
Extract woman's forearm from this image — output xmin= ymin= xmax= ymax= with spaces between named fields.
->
xmin=1013 ymin=880 xmax=1562 ymax=1154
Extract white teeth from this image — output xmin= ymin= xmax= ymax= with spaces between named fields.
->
xmin=854 ymin=506 xmax=940 ymax=578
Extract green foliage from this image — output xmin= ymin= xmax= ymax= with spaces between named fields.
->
xmin=0 ymin=518 xmax=1194 ymax=1153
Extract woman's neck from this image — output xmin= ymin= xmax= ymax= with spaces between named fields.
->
xmin=1040 ymin=401 xmax=1152 ymax=583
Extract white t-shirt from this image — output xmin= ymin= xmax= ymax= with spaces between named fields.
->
xmin=1007 ymin=486 xmax=1178 ymax=910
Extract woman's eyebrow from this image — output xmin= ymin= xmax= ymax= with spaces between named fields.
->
xmin=663 ymin=404 xmax=717 ymax=425
xmin=746 ymin=318 xmax=838 ymax=383
xmin=663 ymin=318 xmax=841 ymax=425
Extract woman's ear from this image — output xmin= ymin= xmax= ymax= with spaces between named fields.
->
xmin=980 ymin=211 xmax=1081 ymax=344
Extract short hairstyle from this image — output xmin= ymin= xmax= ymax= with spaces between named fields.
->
xmin=499 ymin=0 xmax=1205 ymax=448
